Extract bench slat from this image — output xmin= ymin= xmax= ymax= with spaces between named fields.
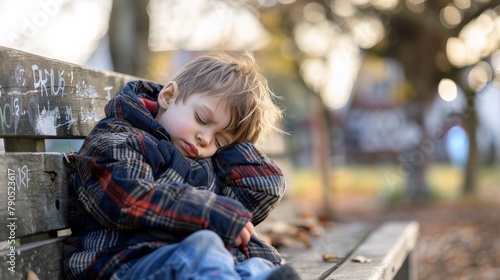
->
xmin=0 ymin=237 xmax=65 ymax=280
xmin=329 ymin=221 xmax=419 ymax=280
xmin=0 ymin=45 xmax=135 ymax=138
xmin=283 ymin=223 xmax=376 ymax=280
xmin=0 ymin=153 xmax=69 ymax=239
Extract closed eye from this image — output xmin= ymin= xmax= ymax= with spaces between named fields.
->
xmin=195 ymin=112 xmax=207 ymax=125
xmin=215 ymin=138 xmax=223 ymax=149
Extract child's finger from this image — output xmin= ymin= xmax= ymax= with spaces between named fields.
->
xmin=240 ymin=227 xmax=251 ymax=244
xmin=246 ymin=222 xmax=255 ymax=235
xmin=234 ymin=236 xmax=242 ymax=246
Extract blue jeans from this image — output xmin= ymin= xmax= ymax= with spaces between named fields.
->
xmin=111 ymin=230 xmax=279 ymax=280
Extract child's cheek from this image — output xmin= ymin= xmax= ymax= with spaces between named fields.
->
xmin=174 ymin=120 xmax=195 ymax=136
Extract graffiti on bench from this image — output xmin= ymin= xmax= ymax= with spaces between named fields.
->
xmin=0 ymin=47 xmax=131 ymax=137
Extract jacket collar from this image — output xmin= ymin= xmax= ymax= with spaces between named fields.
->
xmin=105 ymin=80 xmax=171 ymax=141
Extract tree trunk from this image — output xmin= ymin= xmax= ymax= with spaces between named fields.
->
xmin=109 ymin=0 xmax=150 ymax=77
xmin=462 ymin=88 xmax=480 ymax=194
xmin=310 ymin=95 xmax=335 ymax=221
xmin=392 ymin=20 xmax=441 ymax=202
xmin=403 ymin=101 xmax=431 ymax=202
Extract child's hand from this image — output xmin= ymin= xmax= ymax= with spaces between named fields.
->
xmin=234 ymin=221 xmax=254 ymax=246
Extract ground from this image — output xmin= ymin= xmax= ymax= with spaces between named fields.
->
xmin=284 ymin=164 xmax=500 ymax=280
xmin=312 ymin=198 xmax=500 ymax=280
xmin=377 ymin=200 xmax=500 ymax=280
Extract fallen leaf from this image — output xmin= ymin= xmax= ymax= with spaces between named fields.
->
xmin=321 ymin=253 xmax=344 ymax=262
xmin=297 ymin=231 xmax=311 ymax=248
xmin=351 ymin=255 xmax=372 ymax=263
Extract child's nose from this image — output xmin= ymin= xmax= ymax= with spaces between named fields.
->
xmin=196 ymin=132 xmax=211 ymax=147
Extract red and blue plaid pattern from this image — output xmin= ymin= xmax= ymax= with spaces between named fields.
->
xmin=63 ymin=81 xmax=286 ymax=280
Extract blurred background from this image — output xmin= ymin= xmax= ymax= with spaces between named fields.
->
xmin=1 ymin=0 xmax=499 ymax=278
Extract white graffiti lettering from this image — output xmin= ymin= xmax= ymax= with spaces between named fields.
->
xmin=32 ymin=64 xmax=65 ymax=96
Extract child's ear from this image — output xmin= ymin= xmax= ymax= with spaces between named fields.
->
xmin=158 ymin=81 xmax=179 ymax=109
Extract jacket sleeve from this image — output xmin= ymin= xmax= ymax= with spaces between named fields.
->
xmin=212 ymin=142 xmax=286 ymax=226
xmin=72 ymin=122 xmax=251 ymax=245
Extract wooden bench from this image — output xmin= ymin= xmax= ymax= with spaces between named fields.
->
xmin=282 ymin=221 xmax=419 ymax=280
xmin=0 ymin=46 xmax=419 ymax=280
xmin=0 ymin=45 xmax=136 ymax=280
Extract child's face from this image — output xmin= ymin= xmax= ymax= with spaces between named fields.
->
xmin=156 ymin=85 xmax=234 ymax=158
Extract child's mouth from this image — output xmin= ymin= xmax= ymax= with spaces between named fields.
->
xmin=183 ymin=141 xmax=199 ymax=158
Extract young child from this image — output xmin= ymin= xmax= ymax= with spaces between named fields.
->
xmin=63 ymin=52 xmax=301 ymax=280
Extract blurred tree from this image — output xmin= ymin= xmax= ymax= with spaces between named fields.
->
xmin=258 ymin=5 xmax=336 ymax=220
xmin=109 ymin=0 xmax=150 ymax=77
xmin=253 ymin=0 xmax=499 ymax=202
xmin=368 ymin=0 xmax=495 ymax=198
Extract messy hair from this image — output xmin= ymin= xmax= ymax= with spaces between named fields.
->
xmin=170 ymin=52 xmax=284 ymax=144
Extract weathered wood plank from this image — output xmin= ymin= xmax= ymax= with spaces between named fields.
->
xmin=282 ymin=223 xmax=376 ymax=280
xmin=328 ymin=221 xmax=419 ymax=280
xmin=0 ymin=46 xmax=137 ymax=138
xmin=0 ymin=153 xmax=70 ymax=239
xmin=0 ymin=237 xmax=65 ymax=280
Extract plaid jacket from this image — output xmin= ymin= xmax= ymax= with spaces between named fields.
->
xmin=63 ymin=81 xmax=286 ymax=280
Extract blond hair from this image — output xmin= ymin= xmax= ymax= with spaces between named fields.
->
xmin=170 ymin=52 xmax=283 ymax=144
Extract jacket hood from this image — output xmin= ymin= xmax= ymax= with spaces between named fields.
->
xmin=105 ymin=80 xmax=170 ymax=140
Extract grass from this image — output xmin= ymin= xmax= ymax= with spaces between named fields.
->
xmin=288 ymin=163 xmax=500 ymax=207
